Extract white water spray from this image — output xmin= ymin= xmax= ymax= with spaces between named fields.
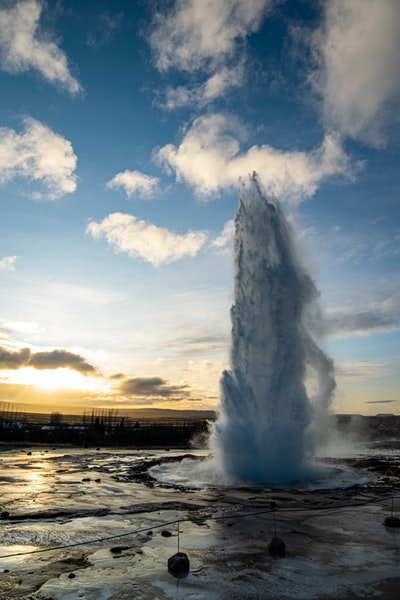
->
xmin=212 ymin=174 xmax=335 ymax=484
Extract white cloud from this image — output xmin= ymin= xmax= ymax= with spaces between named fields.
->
xmin=156 ymin=113 xmax=354 ymax=204
xmin=149 ymin=0 xmax=273 ymax=72
xmin=162 ymin=65 xmax=245 ymax=110
xmin=0 ymin=117 xmax=77 ymax=200
xmin=0 ymin=0 xmax=81 ymax=94
xmin=311 ymin=0 xmax=400 ymax=145
xmin=2 ymin=319 xmax=44 ymax=334
xmin=213 ymin=219 xmax=234 ymax=249
xmin=106 ymin=170 xmax=159 ymax=199
xmin=149 ymin=0 xmax=274 ymax=106
xmin=0 ymin=256 xmax=17 ymax=271
xmin=86 ymin=212 xmax=207 ymax=267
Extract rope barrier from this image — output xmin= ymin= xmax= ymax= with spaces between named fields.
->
xmin=0 ymin=494 xmax=397 ymax=560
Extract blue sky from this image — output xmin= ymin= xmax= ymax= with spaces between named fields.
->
xmin=0 ymin=0 xmax=399 ymax=415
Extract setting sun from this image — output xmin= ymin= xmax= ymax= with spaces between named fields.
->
xmin=8 ymin=367 xmax=98 ymax=392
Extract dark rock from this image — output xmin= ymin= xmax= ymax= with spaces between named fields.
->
xmin=67 ymin=573 xmax=76 ymax=579
xmin=161 ymin=529 xmax=172 ymax=537
xmin=110 ymin=546 xmax=130 ymax=554
xmin=1 ymin=511 xmax=10 ymax=519
xmin=267 ymin=536 xmax=286 ymax=556
xmin=168 ymin=552 xmax=190 ymax=576
xmin=384 ymin=516 xmax=400 ymax=528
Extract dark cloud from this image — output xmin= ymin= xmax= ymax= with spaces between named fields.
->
xmin=30 ymin=350 xmax=97 ymax=374
xmin=0 ymin=347 xmax=31 ymax=368
xmin=364 ymin=399 xmax=398 ymax=404
xmin=154 ymin=331 xmax=229 ymax=359
xmin=118 ymin=376 xmax=189 ymax=399
xmin=109 ymin=372 xmax=125 ymax=380
xmin=0 ymin=346 xmax=98 ymax=375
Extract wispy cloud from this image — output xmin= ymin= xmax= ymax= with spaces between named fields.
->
xmin=152 ymin=329 xmax=229 ymax=360
xmin=86 ymin=9 xmax=123 ymax=48
xmin=335 ymin=361 xmax=389 ymax=380
xmin=106 ymin=170 xmax=160 ymax=199
xmin=159 ymin=64 xmax=245 ymax=110
xmin=86 ymin=212 xmax=207 ymax=267
xmin=149 ymin=0 xmax=273 ymax=72
xmin=0 ymin=256 xmax=17 ymax=271
xmin=156 ymin=113 xmax=355 ymax=203
xmin=301 ymin=216 xmax=399 ymax=270
xmin=0 ymin=117 xmax=77 ymax=200
xmin=149 ymin=0 xmax=276 ymax=107
xmin=2 ymin=320 xmax=44 ymax=335
xmin=310 ymin=0 xmax=400 ymax=146
xmin=0 ymin=0 xmax=81 ymax=94
xmin=0 ymin=346 xmax=98 ymax=374
xmin=325 ymin=294 xmax=400 ymax=338
xmin=47 ymin=283 xmax=124 ymax=305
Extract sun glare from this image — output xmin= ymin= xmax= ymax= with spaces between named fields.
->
xmin=9 ymin=367 xmax=95 ymax=391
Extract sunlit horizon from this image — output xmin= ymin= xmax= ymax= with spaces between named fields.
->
xmin=0 ymin=0 xmax=399 ymax=418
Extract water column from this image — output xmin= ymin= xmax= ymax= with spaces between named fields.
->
xmin=213 ymin=173 xmax=334 ymax=484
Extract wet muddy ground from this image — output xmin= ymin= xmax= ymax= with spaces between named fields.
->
xmin=0 ymin=444 xmax=399 ymax=599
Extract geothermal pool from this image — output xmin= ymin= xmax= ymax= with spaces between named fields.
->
xmin=0 ymin=443 xmax=399 ymax=600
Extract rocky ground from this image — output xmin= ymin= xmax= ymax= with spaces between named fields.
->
xmin=0 ymin=444 xmax=399 ymax=599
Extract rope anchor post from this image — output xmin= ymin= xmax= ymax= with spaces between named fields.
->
xmin=383 ymin=497 xmax=400 ymax=528
xmin=267 ymin=502 xmax=286 ymax=557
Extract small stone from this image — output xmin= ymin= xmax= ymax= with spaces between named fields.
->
xmin=267 ymin=537 xmax=286 ymax=556
xmin=161 ymin=530 xmax=172 ymax=537
xmin=168 ymin=552 xmax=190 ymax=576
xmin=68 ymin=573 xmax=76 ymax=579
xmin=110 ymin=546 xmax=130 ymax=554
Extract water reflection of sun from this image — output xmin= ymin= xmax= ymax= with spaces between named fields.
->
xmin=26 ymin=460 xmax=53 ymax=494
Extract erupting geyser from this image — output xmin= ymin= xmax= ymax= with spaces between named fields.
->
xmin=212 ymin=173 xmax=335 ymax=485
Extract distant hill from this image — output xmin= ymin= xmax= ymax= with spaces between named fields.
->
xmin=111 ymin=408 xmax=217 ymax=422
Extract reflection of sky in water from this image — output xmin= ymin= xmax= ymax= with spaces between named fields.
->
xmin=0 ymin=455 xmax=56 ymax=509
xmin=0 ymin=545 xmax=40 ymax=567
